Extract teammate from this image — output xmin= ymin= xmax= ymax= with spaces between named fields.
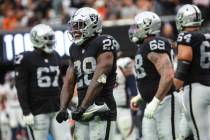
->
xmin=113 ymin=57 xmax=138 ymax=140
xmin=129 ymin=11 xmax=181 ymax=140
xmin=3 ymin=71 xmax=25 ymax=140
xmin=174 ymin=4 xmax=210 ymax=140
xmin=56 ymin=7 xmax=119 ymax=140
xmin=15 ymin=24 xmax=70 ymax=140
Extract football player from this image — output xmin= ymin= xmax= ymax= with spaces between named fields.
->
xmin=15 ymin=24 xmax=70 ymax=140
xmin=3 ymin=71 xmax=25 ymax=140
xmin=113 ymin=57 xmax=138 ymax=140
xmin=56 ymin=7 xmax=119 ymax=140
xmin=174 ymin=4 xmax=210 ymax=140
xmin=129 ymin=11 xmax=182 ymax=140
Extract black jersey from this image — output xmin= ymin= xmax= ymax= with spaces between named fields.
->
xmin=15 ymin=50 xmax=61 ymax=115
xmin=135 ymin=36 xmax=174 ymax=103
xmin=69 ymin=35 xmax=118 ymax=120
xmin=177 ymin=31 xmax=210 ymax=85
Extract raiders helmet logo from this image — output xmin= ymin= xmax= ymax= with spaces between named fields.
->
xmin=143 ymin=18 xmax=152 ymax=27
xmin=90 ymin=14 xmax=98 ymax=24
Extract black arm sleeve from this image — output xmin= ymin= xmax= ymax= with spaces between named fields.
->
xmin=15 ymin=54 xmax=31 ymax=115
xmin=126 ymin=75 xmax=139 ymax=97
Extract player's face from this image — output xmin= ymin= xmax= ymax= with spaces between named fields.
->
xmin=69 ymin=21 xmax=85 ymax=39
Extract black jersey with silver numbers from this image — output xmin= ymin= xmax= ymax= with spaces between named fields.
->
xmin=177 ymin=31 xmax=210 ymax=85
xmin=135 ymin=36 xmax=174 ymax=103
xmin=15 ymin=51 xmax=61 ymax=115
xmin=69 ymin=35 xmax=118 ymax=120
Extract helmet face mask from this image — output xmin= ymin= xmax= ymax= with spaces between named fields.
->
xmin=132 ymin=11 xmax=161 ymax=43
xmin=30 ymin=24 xmax=55 ymax=54
xmin=176 ymin=4 xmax=203 ymax=32
xmin=68 ymin=7 xmax=102 ymax=46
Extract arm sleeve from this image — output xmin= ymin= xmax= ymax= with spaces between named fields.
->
xmin=15 ymin=54 xmax=31 ymax=115
xmin=126 ymin=74 xmax=139 ymax=97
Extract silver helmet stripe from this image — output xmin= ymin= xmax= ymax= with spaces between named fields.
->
xmin=192 ymin=5 xmax=198 ymax=21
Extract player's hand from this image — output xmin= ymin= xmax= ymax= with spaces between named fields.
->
xmin=23 ymin=113 xmax=34 ymax=125
xmin=56 ymin=110 xmax=69 ymax=123
xmin=130 ymin=94 xmax=141 ymax=111
xmin=71 ymin=107 xmax=86 ymax=121
xmin=144 ymin=97 xmax=160 ymax=119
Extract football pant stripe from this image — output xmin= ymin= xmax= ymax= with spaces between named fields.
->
xmin=104 ymin=120 xmax=111 ymax=140
xmin=26 ymin=126 xmax=35 ymax=140
xmin=189 ymin=84 xmax=200 ymax=140
xmin=171 ymin=92 xmax=176 ymax=140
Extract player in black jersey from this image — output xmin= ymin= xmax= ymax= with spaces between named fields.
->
xmin=174 ymin=4 xmax=210 ymax=140
xmin=129 ymin=11 xmax=182 ymax=140
xmin=56 ymin=7 xmax=119 ymax=140
xmin=15 ymin=24 xmax=70 ymax=140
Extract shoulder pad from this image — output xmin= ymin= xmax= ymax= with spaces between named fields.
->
xmin=147 ymin=37 xmax=170 ymax=52
xmin=14 ymin=51 xmax=31 ymax=65
xmin=94 ymin=34 xmax=120 ymax=51
xmin=177 ymin=32 xmax=193 ymax=45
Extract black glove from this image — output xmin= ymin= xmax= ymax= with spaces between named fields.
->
xmin=71 ymin=107 xmax=86 ymax=121
xmin=56 ymin=110 xmax=69 ymax=123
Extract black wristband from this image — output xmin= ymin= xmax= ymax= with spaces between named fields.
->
xmin=175 ymin=60 xmax=191 ymax=81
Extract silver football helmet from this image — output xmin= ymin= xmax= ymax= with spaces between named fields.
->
xmin=30 ymin=24 xmax=55 ymax=54
xmin=68 ymin=7 xmax=102 ymax=45
xmin=132 ymin=11 xmax=161 ymax=43
xmin=176 ymin=4 xmax=203 ymax=32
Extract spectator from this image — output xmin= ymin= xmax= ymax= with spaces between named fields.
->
xmin=106 ymin=0 xmax=121 ymax=20
xmin=2 ymin=5 xmax=19 ymax=31
xmin=120 ymin=0 xmax=138 ymax=19
xmin=136 ymin=0 xmax=154 ymax=12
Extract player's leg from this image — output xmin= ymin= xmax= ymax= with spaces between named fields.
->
xmin=73 ymin=121 xmax=89 ymax=140
xmin=7 ymin=107 xmax=18 ymax=140
xmin=50 ymin=112 xmax=71 ymax=140
xmin=142 ymin=113 xmax=158 ymax=140
xmin=89 ymin=118 xmax=115 ymax=140
xmin=156 ymin=95 xmax=175 ymax=140
xmin=116 ymin=108 xmax=136 ymax=140
xmin=176 ymin=91 xmax=193 ymax=139
xmin=32 ymin=114 xmax=50 ymax=140
xmin=184 ymin=83 xmax=210 ymax=140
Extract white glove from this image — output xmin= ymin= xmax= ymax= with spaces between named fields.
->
xmin=23 ymin=113 xmax=34 ymax=125
xmin=144 ymin=97 xmax=160 ymax=119
xmin=82 ymin=103 xmax=109 ymax=120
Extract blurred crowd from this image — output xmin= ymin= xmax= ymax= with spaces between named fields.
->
xmin=0 ymin=0 xmax=210 ymax=32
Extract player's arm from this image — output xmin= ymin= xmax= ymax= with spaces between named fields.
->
xmin=144 ymin=52 xmax=174 ymax=118
xmin=15 ymin=54 xmax=31 ymax=116
xmin=60 ymin=61 xmax=76 ymax=111
xmin=173 ymin=44 xmax=192 ymax=90
xmin=80 ymin=52 xmax=114 ymax=109
xmin=120 ymin=61 xmax=138 ymax=97
xmin=56 ymin=61 xmax=76 ymax=123
xmin=147 ymin=52 xmax=174 ymax=100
